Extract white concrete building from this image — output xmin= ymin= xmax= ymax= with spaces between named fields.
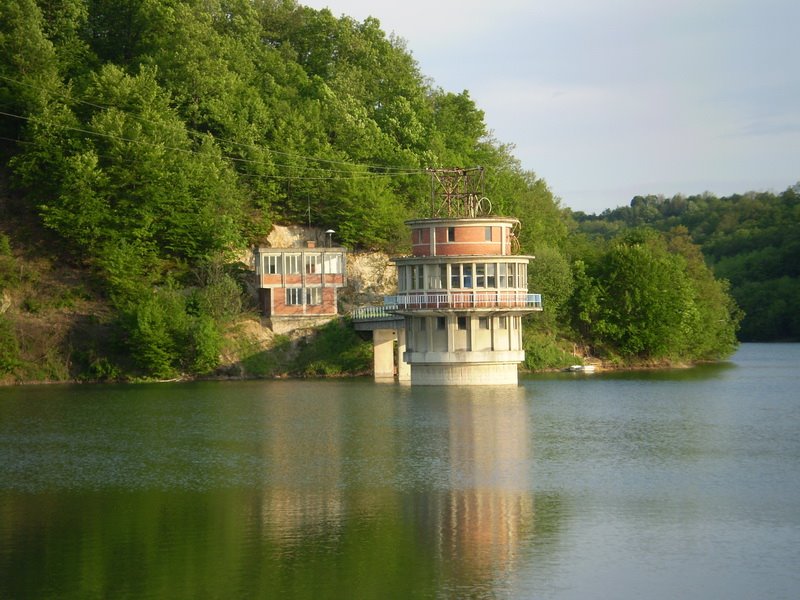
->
xmin=386 ymin=216 xmax=542 ymax=386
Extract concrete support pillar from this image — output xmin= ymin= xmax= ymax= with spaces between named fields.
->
xmin=396 ymin=327 xmax=411 ymax=382
xmin=373 ymin=329 xmax=396 ymax=380
xmin=447 ymin=317 xmax=456 ymax=353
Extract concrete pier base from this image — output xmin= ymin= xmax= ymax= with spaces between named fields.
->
xmin=396 ymin=328 xmax=411 ymax=382
xmin=410 ymin=362 xmax=519 ymax=386
xmin=373 ymin=329 xmax=396 ymax=380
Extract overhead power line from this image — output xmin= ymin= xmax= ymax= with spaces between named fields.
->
xmin=0 ymin=74 xmax=427 ymax=180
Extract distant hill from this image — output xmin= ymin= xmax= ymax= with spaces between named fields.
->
xmin=1 ymin=0 xmax=745 ymax=381
xmin=572 ymin=186 xmax=800 ymax=341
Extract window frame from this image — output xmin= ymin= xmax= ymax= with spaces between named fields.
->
xmin=265 ymin=255 xmax=281 ymax=274
xmin=476 ymin=263 xmax=485 ymax=288
xmin=486 ymin=263 xmax=496 ymax=288
xmin=304 ymin=253 xmax=319 ymax=274
xmin=285 ymin=254 xmax=301 ymax=275
xmin=463 ymin=264 xmax=473 ymax=288
xmin=305 ymin=287 xmax=321 ymax=305
xmin=450 ymin=264 xmax=461 ymax=289
xmin=285 ymin=288 xmax=303 ymax=305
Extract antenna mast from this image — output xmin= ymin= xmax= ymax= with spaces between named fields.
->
xmin=426 ymin=167 xmax=491 ymax=218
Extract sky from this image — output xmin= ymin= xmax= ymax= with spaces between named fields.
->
xmin=301 ymin=0 xmax=799 ymax=214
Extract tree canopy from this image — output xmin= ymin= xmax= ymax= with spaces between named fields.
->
xmin=0 ymin=0 xmax=746 ymax=380
xmin=573 ymin=187 xmax=799 ymax=341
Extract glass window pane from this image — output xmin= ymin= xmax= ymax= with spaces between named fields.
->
xmin=499 ymin=263 xmax=508 ymax=287
xmin=463 ymin=265 xmax=473 ymax=288
xmin=450 ymin=264 xmax=461 ymax=288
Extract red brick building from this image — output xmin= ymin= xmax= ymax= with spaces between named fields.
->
xmin=254 ymin=243 xmax=347 ymax=319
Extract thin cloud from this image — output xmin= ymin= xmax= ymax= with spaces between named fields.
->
xmin=303 ymin=0 xmax=800 ymax=212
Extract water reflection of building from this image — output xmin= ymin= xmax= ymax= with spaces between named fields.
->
xmin=256 ymin=392 xmax=346 ymax=540
xmin=248 ymin=383 xmax=557 ymax=594
xmin=416 ymin=386 xmax=536 ymax=586
xmin=254 ymin=385 xmax=400 ymax=545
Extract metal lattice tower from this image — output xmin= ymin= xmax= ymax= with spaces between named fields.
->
xmin=427 ymin=167 xmax=492 ymax=218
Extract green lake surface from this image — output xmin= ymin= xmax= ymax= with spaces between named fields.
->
xmin=1 ymin=343 xmax=799 ymax=599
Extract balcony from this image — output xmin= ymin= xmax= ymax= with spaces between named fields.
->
xmin=384 ymin=291 xmax=542 ymax=311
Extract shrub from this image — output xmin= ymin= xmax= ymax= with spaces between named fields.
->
xmin=291 ymin=319 xmax=371 ymax=377
xmin=0 ymin=316 xmax=20 ymax=375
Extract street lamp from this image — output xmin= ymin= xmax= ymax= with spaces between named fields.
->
xmin=325 ymin=229 xmax=335 ymax=247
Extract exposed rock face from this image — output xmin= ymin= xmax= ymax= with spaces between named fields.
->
xmin=266 ymin=225 xmax=327 ymax=249
xmin=341 ymin=252 xmax=396 ymax=313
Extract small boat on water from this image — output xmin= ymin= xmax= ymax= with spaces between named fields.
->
xmin=568 ymin=364 xmax=597 ymax=373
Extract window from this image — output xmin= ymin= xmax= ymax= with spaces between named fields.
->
xmin=436 ymin=317 xmax=446 ymax=330
xmin=499 ymin=263 xmax=508 ymax=287
xmin=479 ymin=317 xmax=490 ymax=330
xmin=447 ymin=227 xmax=455 ymax=242
xmin=411 ymin=265 xmax=424 ymax=290
xmin=485 ymin=226 xmax=492 ymax=241
xmin=285 ymin=254 xmax=301 ymax=274
xmin=450 ymin=264 xmax=461 ymax=289
xmin=429 ymin=264 xmax=445 ymax=289
xmin=305 ymin=287 xmax=321 ymax=305
xmin=265 ymin=255 xmax=280 ymax=274
xmin=508 ymin=263 xmax=515 ymax=288
xmin=476 ymin=264 xmax=485 ymax=288
xmin=323 ymin=253 xmax=342 ymax=274
xmin=285 ymin=288 xmax=303 ymax=305
xmin=463 ymin=265 xmax=473 ymax=288
xmin=305 ymin=254 xmax=319 ymax=274
xmin=497 ymin=316 xmax=507 ymax=330
xmin=457 ymin=316 xmax=468 ymax=330
xmin=486 ymin=264 xmax=496 ymax=288
xmin=417 ymin=317 xmax=427 ymax=331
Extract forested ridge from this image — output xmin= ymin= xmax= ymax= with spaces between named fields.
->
xmin=574 ymin=188 xmax=800 ymax=342
xmin=1 ymin=0 xmax=745 ymax=382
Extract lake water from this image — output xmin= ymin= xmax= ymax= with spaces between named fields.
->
xmin=1 ymin=344 xmax=799 ymax=599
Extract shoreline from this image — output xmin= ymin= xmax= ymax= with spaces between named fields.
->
xmin=0 ymin=357 xmax=733 ymax=387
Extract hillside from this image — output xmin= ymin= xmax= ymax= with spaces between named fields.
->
xmin=1 ymin=0 xmax=744 ymax=382
xmin=573 ymin=188 xmax=800 ymax=341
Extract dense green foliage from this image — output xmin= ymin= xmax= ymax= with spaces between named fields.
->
xmin=237 ymin=320 xmax=372 ymax=378
xmin=2 ymin=0 xmax=544 ymax=379
xmin=573 ymin=187 xmax=800 ymax=341
xmin=563 ymin=229 xmax=739 ymax=361
xmin=0 ymin=0 xmax=744 ymax=379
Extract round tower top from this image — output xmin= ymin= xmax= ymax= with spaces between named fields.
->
xmin=405 ymin=216 xmax=521 ymax=257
